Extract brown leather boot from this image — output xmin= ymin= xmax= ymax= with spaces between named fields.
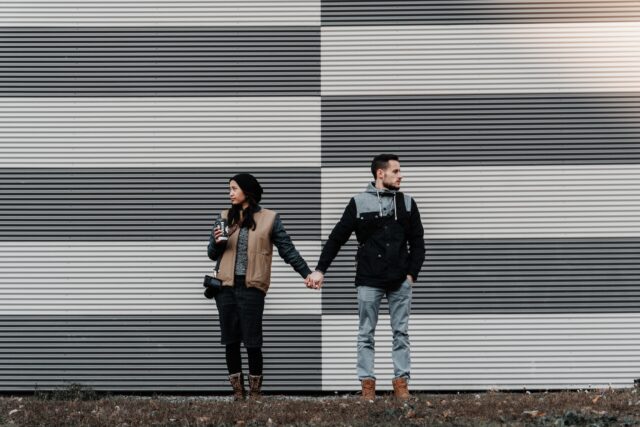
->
xmin=392 ymin=377 xmax=410 ymax=401
xmin=248 ymin=374 xmax=263 ymax=400
xmin=228 ymin=372 xmax=245 ymax=401
xmin=361 ymin=378 xmax=376 ymax=401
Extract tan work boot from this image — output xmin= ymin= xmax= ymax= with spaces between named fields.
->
xmin=392 ymin=377 xmax=411 ymax=401
xmin=228 ymin=372 xmax=245 ymax=401
xmin=361 ymin=378 xmax=376 ymax=401
xmin=248 ymin=374 xmax=263 ymax=400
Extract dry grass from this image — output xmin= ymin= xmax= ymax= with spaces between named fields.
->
xmin=1 ymin=387 xmax=639 ymax=426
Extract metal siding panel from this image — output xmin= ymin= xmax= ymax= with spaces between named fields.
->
xmin=322 ymin=94 xmax=640 ymax=166
xmin=0 ymin=27 xmax=320 ymax=96
xmin=322 ymin=1 xmax=640 ymax=25
xmin=1 ymin=0 xmax=639 ymax=394
xmin=0 ymin=241 xmax=320 ymax=315
xmin=0 ymin=1 xmax=321 ymax=26
xmin=0 ymin=97 xmax=320 ymax=167
xmin=0 ymin=315 xmax=322 ymax=391
xmin=322 ymin=165 xmax=640 ymax=239
xmin=322 ymin=23 xmax=640 ymax=95
xmin=322 ymin=239 xmax=640 ymax=314
xmin=0 ymin=168 xmax=320 ymax=241
xmin=322 ymin=314 xmax=640 ymax=390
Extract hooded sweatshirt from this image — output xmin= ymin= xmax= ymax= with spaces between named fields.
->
xmin=316 ymin=182 xmax=425 ymax=289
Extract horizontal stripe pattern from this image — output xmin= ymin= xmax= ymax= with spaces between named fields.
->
xmin=0 ymin=242 xmax=319 ymax=315
xmin=321 ymin=239 xmax=640 ymax=314
xmin=0 ymin=27 xmax=320 ymax=96
xmin=322 ymin=165 xmax=640 ymax=239
xmin=322 ymin=1 xmax=640 ymax=25
xmin=0 ymin=168 xmax=320 ymax=241
xmin=322 ymin=314 xmax=640 ymax=390
xmin=0 ymin=315 xmax=321 ymax=391
xmin=322 ymin=93 xmax=640 ymax=166
xmin=0 ymin=97 xmax=320 ymax=167
xmin=0 ymin=1 xmax=320 ymax=26
xmin=0 ymin=1 xmax=637 ymax=394
xmin=322 ymin=22 xmax=640 ymax=95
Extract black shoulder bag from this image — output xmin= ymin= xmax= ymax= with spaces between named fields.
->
xmin=203 ymin=255 xmax=222 ymax=299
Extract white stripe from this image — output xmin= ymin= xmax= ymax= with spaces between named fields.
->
xmin=322 ymin=22 xmax=640 ymax=95
xmin=0 ymin=241 xmax=320 ymax=315
xmin=0 ymin=1 xmax=320 ymax=26
xmin=0 ymin=97 xmax=320 ymax=168
xmin=322 ymin=165 xmax=640 ymax=239
xmin=321 ymin=313 xmax=640 ymax=390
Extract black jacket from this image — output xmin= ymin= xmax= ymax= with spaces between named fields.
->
xmin=316 ymin=183 xmax=425 ymax=289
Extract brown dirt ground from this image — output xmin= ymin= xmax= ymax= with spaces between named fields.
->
xmin=1 ymin=387 xmax=639 ymax=426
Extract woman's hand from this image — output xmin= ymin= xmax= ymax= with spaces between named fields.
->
xmin=213 ymin=226 xmax=225 ymax=244
xmin=305 ymin=271 xmax=324 ymax=289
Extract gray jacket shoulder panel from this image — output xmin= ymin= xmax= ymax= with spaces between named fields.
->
xmin=353 ymin=192 xmax=380 ymax=217
xmin=353 ymin=191 xmax=413 ymax=217
xmin=404 ymin=194 xmax=412 ymax=211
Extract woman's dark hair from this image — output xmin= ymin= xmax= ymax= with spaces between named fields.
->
xmin=227 ymin=195 xmax=259 ymax=230
xmin=227 ymin=173 xmax=263 ymax=230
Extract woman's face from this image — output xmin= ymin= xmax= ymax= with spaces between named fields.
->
xmin=229 ymin=180 xmax=247 ymax=206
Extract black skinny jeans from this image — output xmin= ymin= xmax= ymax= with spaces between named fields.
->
xmin=215 ymin=275 xmax=265 ymax=376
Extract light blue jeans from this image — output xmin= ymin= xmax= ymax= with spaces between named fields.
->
xmin=357 ymin=279 xmax=412 ymax=380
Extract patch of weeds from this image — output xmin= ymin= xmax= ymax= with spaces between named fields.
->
xmin=538 ymin=410 xmax=619 ymax=427
xmin=34 ymin=382 xmax=100 ymax=401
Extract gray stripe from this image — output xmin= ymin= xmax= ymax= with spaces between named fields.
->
xmin=322 ymin=1 xmax=640 ymax=25
xmin=0 ymin=168 xmax=320 ymax=240
xmin=322 ymin=94 xmax=640 ymax=166
xmin=0 ymin=315 xmax=321 ymax=391
xmin=0 ymin=27 xmax=320 ymax=96
xmin=322 ymin=238 xmax=640 ymax=314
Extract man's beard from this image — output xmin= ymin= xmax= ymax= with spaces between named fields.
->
xmin=383 ymin=181 xmax=400 ymax=191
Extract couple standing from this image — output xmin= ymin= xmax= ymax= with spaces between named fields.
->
xmin=207 ymin=154 xmax=425 ymax=401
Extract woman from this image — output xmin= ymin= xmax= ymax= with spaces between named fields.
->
xmin=207 ymin=173 xmax=313 ymax=400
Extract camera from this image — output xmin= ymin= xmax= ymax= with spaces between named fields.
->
xmin=203 ymin=274 xmax=222 ymax=299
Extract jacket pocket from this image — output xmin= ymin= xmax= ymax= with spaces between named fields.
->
xmin=248 ymin=251 xmax=272 ymax=290
xmin=356 ymin=241 xmax=385 ymax=277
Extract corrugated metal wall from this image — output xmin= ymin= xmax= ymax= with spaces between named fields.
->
xmin=0 ymin=1 xmax=638 ymax=392
xmin=0 ymin=98 xmax=320 ymax=167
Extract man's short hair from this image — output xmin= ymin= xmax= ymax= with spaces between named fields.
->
xmin=371 ymin=154 xmax=400 ymax=178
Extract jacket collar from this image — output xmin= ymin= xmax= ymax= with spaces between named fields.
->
xmin=366 ymin=181 xmax=397 ymax=197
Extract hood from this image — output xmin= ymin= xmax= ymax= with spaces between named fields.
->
xmin=366 ymin=182 xmax=397 ymax=196
xmin=366 ymin=182 xmax=399 ymax=219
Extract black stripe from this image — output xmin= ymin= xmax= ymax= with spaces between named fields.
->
xmin=0 ymin=27 xmax=320 ymax=96
xmin=322 ymin=94 xmax=640 ymax=166
xmin=0 ymin=315 xmax=321 ymax=391
xmin=322 ymin=1 xmax=640 ymax=25
xmin=322 ymin=238 xmax=640 ymax=314
xmin=0 ymin=168 xmax=320 ymax=240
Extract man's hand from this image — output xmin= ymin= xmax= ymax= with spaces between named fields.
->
xmin=306 ymin=270 xmax=324 ymax=289
xmin=406 ymin=274 xmax=414 ymax=285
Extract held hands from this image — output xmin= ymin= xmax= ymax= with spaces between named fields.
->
xmin=304 ymin=270 xmax=324 ymax=290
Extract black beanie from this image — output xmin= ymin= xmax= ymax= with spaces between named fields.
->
xmin=230 ymin=173 xmax=263 ymax=203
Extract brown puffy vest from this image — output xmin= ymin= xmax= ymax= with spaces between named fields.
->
xmin=217 ymin=208 xmax=277 ymax=294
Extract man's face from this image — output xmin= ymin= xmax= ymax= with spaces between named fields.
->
xmin=379 ymin=160 xmax=403 ymax=190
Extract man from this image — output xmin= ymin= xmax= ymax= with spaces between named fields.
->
xmin=309 ymin=154 xmax=425 ymax=401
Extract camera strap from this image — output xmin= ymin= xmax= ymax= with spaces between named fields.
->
xmin=213 ymin=255 xmax=221 ymax=278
